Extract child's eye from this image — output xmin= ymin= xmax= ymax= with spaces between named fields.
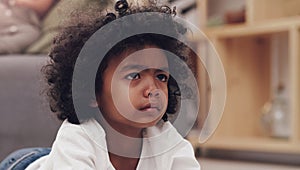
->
xmin=125 ymin=73 xmax=140 ymax=80
xmin=156 ymin=74 xmax=168 ymax=82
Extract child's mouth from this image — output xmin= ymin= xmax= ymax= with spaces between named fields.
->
xmin=139 ymin=103 xmax=161 ymax=112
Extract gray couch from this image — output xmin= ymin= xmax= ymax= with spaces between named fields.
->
xmin=0 ymin=55 xmax=61 ymax=160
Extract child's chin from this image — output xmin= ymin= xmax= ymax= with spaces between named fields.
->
xmin=131 ymin=111 xmax=163 ymax=123
xmin=130 ymin=117 xmax=162 ymax=128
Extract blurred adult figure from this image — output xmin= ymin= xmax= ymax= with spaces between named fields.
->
xmin=0 ymin=0 xmax=56 ymax=54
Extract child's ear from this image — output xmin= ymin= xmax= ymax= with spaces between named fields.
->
xmin=89 ymin=99 xmax=98 ymax=108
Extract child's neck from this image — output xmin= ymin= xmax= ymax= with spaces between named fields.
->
xmin=105 ymin=126 xmax=143 ymax=158
xmin=109 ymin=152 xmax=140 ymax=170
xmin=105 ymin=127 xmax=143 ymax=170
xmin=97 ymin=116 xmax=144 ymax=160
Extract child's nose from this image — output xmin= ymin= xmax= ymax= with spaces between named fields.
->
xmin=143 ymin=77 xmax=160 ymax=98
xmin=147 ymin=89 xmax=161 ymax=98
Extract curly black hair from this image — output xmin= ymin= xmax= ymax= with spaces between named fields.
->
xmin=43 ymin=1 xmax=197 ymax=124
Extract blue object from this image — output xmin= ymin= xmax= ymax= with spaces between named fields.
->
xmin=0 ymin=148 xmax=50 ymax=170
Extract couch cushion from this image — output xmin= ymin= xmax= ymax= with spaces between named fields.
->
xmin=0 ymin=55 xmax=61 ymax=160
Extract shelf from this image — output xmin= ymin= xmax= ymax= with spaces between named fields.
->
xmin=200 ymin=137 xmax=300 ymax=154
xmin=203 ymin=16 xmax=300 ymax=38
xmin=188 ymin=16 xmax=300 ymax=43
xmin=188 ymin=132 xmax=300 ymax=154
xmin=191 ymin=0 xmax=300 ymax=155
xmin=247 ymin=0 xmax=300 ymax=24
xmin=197 ymin=0 xmax=300 ymax=28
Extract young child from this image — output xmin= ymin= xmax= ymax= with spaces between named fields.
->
xmin=24 ymin=0 xmax=200 ymax=169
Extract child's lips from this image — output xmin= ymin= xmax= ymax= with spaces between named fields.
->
xmin=140 ymin=103 xmax=161 ymax=111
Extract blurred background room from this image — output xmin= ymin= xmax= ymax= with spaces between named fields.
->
xmin=1 ymin=0 xmax=300 ymax=169
xmin=185 ymin=0 xmax=300 ymax=169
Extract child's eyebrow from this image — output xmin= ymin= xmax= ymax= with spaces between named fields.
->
xmin=119 ymin=64 xmax=169 ymax=72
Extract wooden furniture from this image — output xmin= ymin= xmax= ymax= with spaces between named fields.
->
xmin=189 ymin=0 xmax=300 ymax=155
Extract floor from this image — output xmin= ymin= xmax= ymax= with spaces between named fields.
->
xmin=198 ymin=158 xmax=300 ymax=170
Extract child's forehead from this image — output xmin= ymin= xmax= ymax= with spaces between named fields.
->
xmin=115 ymin=48 xmax=169 ymax=70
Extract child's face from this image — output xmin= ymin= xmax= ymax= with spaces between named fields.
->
xmin=98 ymin=47 xmax=169 ymax=130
